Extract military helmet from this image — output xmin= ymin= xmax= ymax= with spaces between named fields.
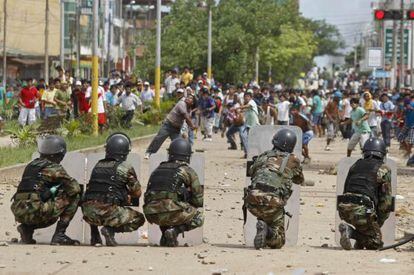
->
xmin=168 ymin=138 xmax=192 ymax=162
xmin=38 ymin=135 xmax=67 ymax=155
xmin=362 ymin=138 xmax=386 ymax=159
xmin=105 ymin=132 xmax=131 ymax=160
xmin=272 ymin=129 xmax=297 ymax=153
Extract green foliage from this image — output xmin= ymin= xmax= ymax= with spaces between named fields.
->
xmin=6 ymin=125 xmax=38 ymax=147
xmin=137 ymin=99 xmax=176 ymax=125
xmin=134 ymin=0 xmax=344 ymax=84
xmin=58 ymin=119 xmax=82 ymax=138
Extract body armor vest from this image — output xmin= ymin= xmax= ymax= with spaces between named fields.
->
xmin=344 ymin=158 xmax=383 ymax=207
xmin=147 ymin=162 xmax=186 ymax=194
xmin=17 ymin=158 xmax=51 ymax=193
xmin=252 ymin=151 xmax=292 ymax=198
xmin=86 ymin=159 xmax=128 ymax=205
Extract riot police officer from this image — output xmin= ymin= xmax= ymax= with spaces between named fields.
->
xmin=244 ymin=129 xmax=304 ymax=249
xmin=338 ymin=138 xmax=393 ymax=250
xmin=81 ymin=133 xmax=145 ymax=246
xmin=144 ymin=138 xmax=204 ymax=247
xmin=11 ymin=135 xmax=82 ymax=245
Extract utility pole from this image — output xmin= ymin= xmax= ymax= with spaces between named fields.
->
xmin=44 ymin=0 xmax=49 ymax=84
xmin=392 ymin=19 xmax=398 ymax=89
xmin=400 ymin=0 xmax=405 ymax=89
xmin=76 ymin=0 xmax=80 ymax=79
xmin=100 ymin=0 xmax=106 ymax=77
xmin=255 ymin=47 xmax=259 ymax=83
xmin=107 ymin=9 xmax=112 ymax=78
xmin=207 ymin=6 xmax=212 ymax=80
xmin=60 ymin=0 xmax=65 ymax=67
xmin=2 ymin=0 xmax=7 ymax=101
xmin=154 ymin=0 xmax=161 ymax=109
xmin=91 ymin=0 xmax=99 ymax=135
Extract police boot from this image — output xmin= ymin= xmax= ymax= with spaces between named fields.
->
xmin=90 ymin=225 xmax=102 ymax=246
xmin=254 ymin=220 xmax=268 ymax=250
xmin=101 ymin=226 xmax=118 ymax=247
xmin=17 ymin=224 xmax=36 ymax=244
xmin=163 ymin=227 xmax=179 ymax=247
xmin=51 ymin=221 xmax=80 ymax=246
xmin=339 ymin=222 xmax=354 ymax=250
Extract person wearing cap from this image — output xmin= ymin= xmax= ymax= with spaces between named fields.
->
xmin=141 ymin=81 xmax=155 ymax=105
xmin=82 ymin=133 xmax=145 ymax=246
xmin=238 ymin=90 xmax=260 ymax=158
xmin=199 ymin=87 xmax=216 ymax=141
xmin=11 ymin=135 xmax=82 ymax=245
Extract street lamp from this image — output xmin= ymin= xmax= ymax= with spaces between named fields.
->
xmin=154 ymin=0 xmax=161 ymax=109
xmin=199 ymin=1 xmax=212 ymax=81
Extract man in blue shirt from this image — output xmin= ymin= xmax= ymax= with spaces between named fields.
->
xmin=379 ymin=93 xmax=395 ymax=147
xmin=198 ymin=87 xmax=216 ymax=141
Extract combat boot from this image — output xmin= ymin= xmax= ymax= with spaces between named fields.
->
xmin=17 ymin=224 xmax=36 ymax=244
xmin=254 ymin=220 xmax=268 ymax=249
xmin=339 ymin=222 xmax=354 ymax=250
xmin=163 ymin=227 xmax=179 ymax=247
xmin=90 ymin=225 xmax=102 ymax=246
xmin=51 ymin=221 xmax=80 ymax=246
xmin=101 ymin=226 xmax=118 ymax=247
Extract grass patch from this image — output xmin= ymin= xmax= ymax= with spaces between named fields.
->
xmin=0 ymin=124 xmax=159 ymax=168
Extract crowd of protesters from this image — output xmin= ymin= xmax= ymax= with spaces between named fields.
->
xmin=1 ymin=65 xmax=413 ymax=166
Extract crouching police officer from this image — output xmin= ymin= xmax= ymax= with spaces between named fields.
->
xmin=338 ymin=138 xmax=393 ymax=250
xmin=81 ymin=133 xmax=145 ymax=246
xmin=143 ymin=138 xmax=204 ymax=247
xmin=244 ymin=129 xmax=304 ymax=249
xmin=11 ymin=135 xmax=82 ymax=245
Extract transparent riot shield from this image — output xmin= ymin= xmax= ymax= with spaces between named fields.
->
xmin=31 ymin=152 xmax=87 ymax=244
xmin=335 ymin=157 xmax=397 ymax=247
xmin=244 ymin=125 xmax=303 ymax=247
xmin=84 ymin=153 xmax=142 ymax=245
xmin=148 ymin=153 xmax=205 ymax=246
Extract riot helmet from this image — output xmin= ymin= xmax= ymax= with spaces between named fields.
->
xmin=105 ymin=132 xmax=131 ymax=161
xmin=362 ymin=138 xmax=386 ymax=160
xmin=168 ymin=138 xmax=192 ymax=163
xmin=38 ymin=135 xmax=67 ymax=163
xmin=272 ymin=128 xmax=297 ymax=153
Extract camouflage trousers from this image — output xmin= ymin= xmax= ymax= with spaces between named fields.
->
xmin=81 ymin=201 xmax=145 ymax=232
xmin=245 ymin=189 xmax=286 ymax=249
xmin=145 ymin=202 xmax=204 ymax=232
xmin=338 ymin=202 xmax=383 ymax=249
xmin=11 ymin=192 xmax=80 ymax=228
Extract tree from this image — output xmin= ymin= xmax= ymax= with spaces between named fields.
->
xmin=304 ymin=19 xmax=345 ymax=56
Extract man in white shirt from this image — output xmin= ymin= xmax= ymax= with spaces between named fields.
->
xmin=117 ymin=83 xmax=142 ymax=128
xmin=141 ymin=81 xmax=155 ymax=104
xmin=164 ymin=69 xmax=180 ymax=99
xmin=276 ymin=94 xmax=290 ymax=125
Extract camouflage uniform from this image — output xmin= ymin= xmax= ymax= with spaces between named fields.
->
xmin=11 ymin=158 xmax=81 ymax=228
xmin=244 ymin=150 xmax=304 ymax=248
xmin=338 ymin=164 xmax=392 ymax=249
xmin=81 ymin=162 xmax=145 ymax=232
xmin=143 ymin=161 xmax=204 ymax=231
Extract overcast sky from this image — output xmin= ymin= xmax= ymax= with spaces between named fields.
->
xmin=300 ymin=0 xmax=373 ymax=50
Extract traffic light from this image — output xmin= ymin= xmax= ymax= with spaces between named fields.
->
xmin=406 ymin=10 xmax=414 ymax=20
xmin=374 ymin=10 xmax=403 ymax=20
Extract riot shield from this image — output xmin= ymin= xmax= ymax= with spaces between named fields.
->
xmin=84 ymin=153 xmax=143 ymax=245
xmin=31 ymin=152 xmax=87 ymax=244
xmin=335 ymin=157 xmax=397 ymax=247
xmin=147 ymin=153 xmax=205 ymax=246
xmin=244 ymin=125 xmax=303 ymax=247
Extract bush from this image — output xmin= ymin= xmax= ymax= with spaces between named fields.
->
xmin=137 ymin=99 xmax=176 ymax=125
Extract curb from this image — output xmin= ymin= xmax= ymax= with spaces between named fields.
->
xmin=0 ymin=134 xmax=155 ymax=183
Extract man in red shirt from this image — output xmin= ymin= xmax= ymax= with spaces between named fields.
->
xmin=18 ymin=78 xmax=39 ymax=126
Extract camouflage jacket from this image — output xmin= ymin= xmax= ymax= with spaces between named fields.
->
xmin=117 ymin=161 xmax=141 ymax=196
xmin=15 ymin=158 xmax=81 ymax=197
xmin=374 ymin=164 xmax=392 ymax=226
xmin=249 ymin=150 xmax=304 ymax=195
xmin=144 ymin=161 xmax=203 ymax=208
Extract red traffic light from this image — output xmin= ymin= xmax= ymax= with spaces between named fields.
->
xmin=407 ymin=10 xmax=414 ymax=20
xmin=375 ymin=10 xmax=385 ymax=20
